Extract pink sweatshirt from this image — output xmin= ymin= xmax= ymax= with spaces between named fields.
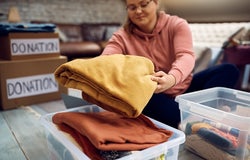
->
xmin=102 ymin=12 xmax=195 ymax=97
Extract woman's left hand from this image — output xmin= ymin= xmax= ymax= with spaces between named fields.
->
xmin=151 ymin=71 xmax=176 ymax=93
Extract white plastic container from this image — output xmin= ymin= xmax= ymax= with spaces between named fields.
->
xmin=40 ymin=105 xmax=185 ymax=160
xmin=176 ymin=87 xmax=250 ymax=160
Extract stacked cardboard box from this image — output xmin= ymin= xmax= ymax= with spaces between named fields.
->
xmin=0 ymin=28 xmax=67 ymax=110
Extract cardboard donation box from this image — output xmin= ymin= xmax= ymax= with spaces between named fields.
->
xmin=0 ymin=32 xmax=60 ymax=60
xmin=0 ymin=56 xmax=67 ymax=110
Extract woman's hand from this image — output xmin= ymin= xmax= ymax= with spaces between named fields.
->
xmin=151 ymin=71 xmax=176 ymax=93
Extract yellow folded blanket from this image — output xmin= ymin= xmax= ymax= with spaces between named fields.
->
xmin=54 ymin=54 xmax=157 ymax=118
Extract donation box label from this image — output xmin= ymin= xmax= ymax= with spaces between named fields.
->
xmin=6 ymin=73 xmax=59 ymax=99
xmin=10 ymin=38 xmax=59 ymax=55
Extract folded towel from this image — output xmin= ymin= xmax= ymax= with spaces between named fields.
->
xmin=52 ymin=111 xmax=173 ymax=159
xmin=54 ymin=54 xmax=157 ymax=118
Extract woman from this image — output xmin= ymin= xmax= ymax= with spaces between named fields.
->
xmin=101 ymin=0 xmax=239 ymax=128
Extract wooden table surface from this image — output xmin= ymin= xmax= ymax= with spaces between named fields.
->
xmin=0 ymin=100 xmax=66 ymax=160
xmin=0 ymin=92 xmax=203 ymax=160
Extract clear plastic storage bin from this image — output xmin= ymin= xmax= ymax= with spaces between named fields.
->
xmin=40 ymin=105 xmax=185 ymax=160
xmin=176 ymin=87 xmax=250 ymax=160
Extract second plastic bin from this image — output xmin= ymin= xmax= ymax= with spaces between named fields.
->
xmin=176 ymin=87 xmax=250 ymax=160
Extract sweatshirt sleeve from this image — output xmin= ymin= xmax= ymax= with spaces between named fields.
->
xmin=168 ymin=18 xmax=195 ymax=85
xmin=101 ymin=30 xmax=125 ymax=55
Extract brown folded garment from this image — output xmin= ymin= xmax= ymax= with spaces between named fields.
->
xmin=54 ymin=54 xmax=157 ymax=118
xmin=52 ymin=111 xmax=173 ymax=159
xmin=56 ymin=123 xmax=104 ymax=160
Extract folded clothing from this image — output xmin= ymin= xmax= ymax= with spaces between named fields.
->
xmin=54 ymin=54 xmax=157 ymax=118
xmin=185 ymin=122 xmax=238 ymax=154
xmin=184 ymin=121 xmax=250 ymax=159
xmin=52 ymin=111 xmax=173 ymax=160
xmin=185 ymin=134 xmax=236 ymax=160
xmin=0 ymin=22 xmax=56 ymax=35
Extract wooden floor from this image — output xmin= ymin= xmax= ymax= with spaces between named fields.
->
xmin=0 ymin=89 xmax=204 ymax=160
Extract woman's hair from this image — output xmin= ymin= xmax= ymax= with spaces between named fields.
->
xmin=123 ymin=17 xmax=135 ymax=34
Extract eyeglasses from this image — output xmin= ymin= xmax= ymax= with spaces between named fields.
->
xmin=126 ymin=0 xmax=153 ymax=12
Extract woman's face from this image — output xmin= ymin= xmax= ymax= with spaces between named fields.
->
xmin=126 ymin=0 xmax=158 ymax=32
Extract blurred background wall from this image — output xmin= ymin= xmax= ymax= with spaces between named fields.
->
xmin=0 ymin=0 xmax=127 ymax=24
xmin=163 ymin=0 xmax=250 ymax=22
xmin=0 ymin=0 xmax=249 ymax=24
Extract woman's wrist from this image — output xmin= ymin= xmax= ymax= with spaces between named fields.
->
xmin=166 ymin=74 xmax=176 ymax=88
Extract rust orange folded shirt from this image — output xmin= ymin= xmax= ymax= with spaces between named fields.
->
xmin=52 ymin=110 xmax=173 ymax=159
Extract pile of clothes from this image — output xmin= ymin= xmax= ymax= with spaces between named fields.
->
xmin=53 ymin=54 xmax=174 ymax=159
xmin=52 ymin=110 xmax=172 ymax=159
xmin=184 ymin=121 xmax=250 ymax=160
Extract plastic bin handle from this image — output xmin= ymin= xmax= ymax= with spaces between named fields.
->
xmin=235 ymin=90 xmax=250 ymax=101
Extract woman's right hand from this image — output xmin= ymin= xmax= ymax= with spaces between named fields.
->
xmin=151 ymin=71 xmax=176 ymax=93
